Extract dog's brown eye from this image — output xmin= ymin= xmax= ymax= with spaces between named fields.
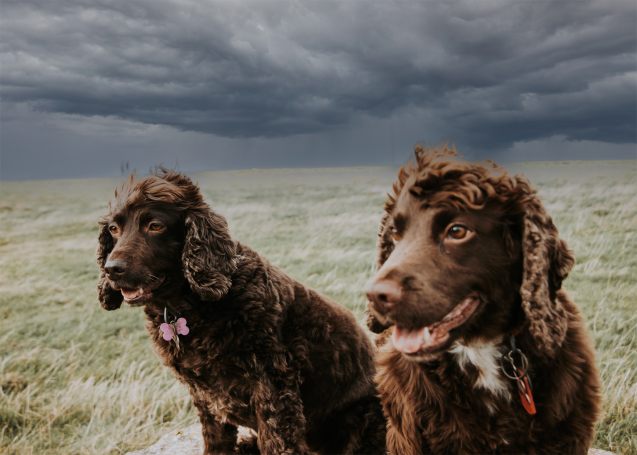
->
xmin=149 ymin=223 xmax=163 ymax=231
xmin=447 ymin=225 xmax=468 ymax=240
xmin=391 ymin=228 xmax=400 ymax=241
xmin=109 ymin=225 xmax=119 ymax=234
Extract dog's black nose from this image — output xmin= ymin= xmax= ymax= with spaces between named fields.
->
xmin=105 ymin=259 xmax=127 ymax=279
xmin=365 ymin=280 xmax=402 ymax=313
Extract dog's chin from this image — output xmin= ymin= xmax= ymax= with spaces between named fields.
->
xmin=110 ymin=275 xmax=166 ymax=307
xmin=391 ymin=293 xmax=481 ymax=362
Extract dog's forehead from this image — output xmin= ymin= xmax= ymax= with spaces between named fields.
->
xmin=112 ymin=177 xmax=186 ymax=209
xmin=395 ymin=176 xmax=433 ymax=213
xmin=395 ymin=186 xmax=423 ymax=213
xmin=396 ymin=167 xmax=495 ymax=215
xmin=111 ymin=188 xmax=143 ymax=213
xmin=108 ymin=202 xmax=175 ymax=223
xmin=395 ymin=185 xmax=503 ymax=222
xmin=107 ymin=178 xmax=186 ymax=222
xmin=390 ymin=191 xmax=438 ymax=234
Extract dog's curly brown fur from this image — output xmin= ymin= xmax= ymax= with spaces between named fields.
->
xmin=97 ymin=169 xmax=387 ymax=455
xmin=365 ymin=146 xmax=601 ymax=454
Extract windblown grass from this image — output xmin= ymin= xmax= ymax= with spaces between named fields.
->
xmin=0 ymin=162 xmax=635 ymax=454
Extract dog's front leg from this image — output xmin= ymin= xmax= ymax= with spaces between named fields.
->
xmin=191 ymin=392 xmax=238 ymax=455
xmin=386 ymin=418 xmax=426 ymax=455
xmin=382 ymin=397 xmax=425 ymax=455
xmin=253 ymin=374 xmax=309 ymax=455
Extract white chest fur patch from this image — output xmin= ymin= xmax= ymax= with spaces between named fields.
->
xmin=450 ymin=340 xmax=512 ymax=403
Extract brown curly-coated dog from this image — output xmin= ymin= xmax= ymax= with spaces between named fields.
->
xmin=365 ymin=146 xmax=601 ymax=454
xmin=96 ymin=169 xmax=387 ymax=455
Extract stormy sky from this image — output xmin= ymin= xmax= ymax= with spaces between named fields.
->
xmin=1 ymin=0 xmax=635 ymax=180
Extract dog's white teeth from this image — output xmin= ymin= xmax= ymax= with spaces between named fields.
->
xmin=139 ymin=287 xmax=144 ymax=295
xmin=423 ymin=327 xmax=431 ymax=342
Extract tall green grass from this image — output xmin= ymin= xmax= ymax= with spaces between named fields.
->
xmin=0 ymin=163 xmax=635 ymax=454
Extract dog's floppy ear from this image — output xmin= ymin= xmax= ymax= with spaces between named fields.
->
xmin=519 ymin=200 xmax=574 ymax=357
xmin=183 ymin=209 xmax=237 ymax=301
xmin=365 ymin=212 xmax=396 ymax=333
xmin=96 ymin=223 xmax=123 ymax=310
xmin=376 ymin=212 xmax=397 ymax=268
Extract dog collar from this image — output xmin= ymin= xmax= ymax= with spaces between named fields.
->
xmin=147 ymin=292 xmax=200 ymax=350
xmin=500 ymin=328 xmax=537 ymax=415
xmin=146 ymin=291 xmax=198 ymax=316
xmin=160 ymin=306 xmax=189 ymax=351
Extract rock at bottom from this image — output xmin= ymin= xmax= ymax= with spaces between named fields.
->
xmin=126 ymin=424 xmax=255 ymax=455
xmin=126 ymin=424 xmax=203 ymax=455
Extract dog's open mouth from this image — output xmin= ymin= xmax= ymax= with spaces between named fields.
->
xmin=392 ymin=294 xmax=480 ymax=355
xmin=120 ymin=275 xmax=166 ymax=306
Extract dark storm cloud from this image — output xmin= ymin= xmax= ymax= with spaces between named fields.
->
xmin=1 ymin=0 xmax=635 ymax=151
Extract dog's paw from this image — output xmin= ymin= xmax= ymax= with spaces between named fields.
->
xmin=235 ymin=427 xmax=260 ymax=454
xmin=235 ymin=437 xmax=259 ymax=454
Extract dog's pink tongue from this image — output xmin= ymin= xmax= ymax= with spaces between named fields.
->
xmin=121 ymin=288 xmax=140 ymax=300
xmin=392 ymin=326 xmax=426 ymax=353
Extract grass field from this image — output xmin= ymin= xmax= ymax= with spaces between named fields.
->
xmin=1 ymin=161 xmax=635 ymax=454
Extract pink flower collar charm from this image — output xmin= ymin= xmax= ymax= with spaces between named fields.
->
xmin=161 ymin=307 xmax=189 ymax=351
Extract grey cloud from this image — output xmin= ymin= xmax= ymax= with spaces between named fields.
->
xmin=1 ymin=0 xmax=635 ymax=151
